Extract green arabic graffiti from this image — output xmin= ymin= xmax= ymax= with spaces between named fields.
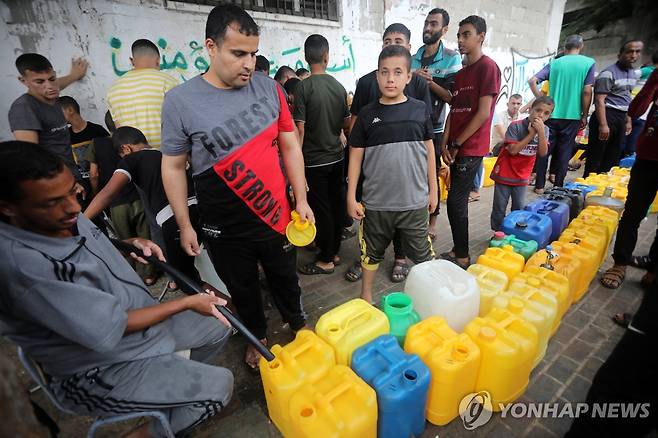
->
xmin=109 ymin=36 xmax=209 ymax=80
xmin=109 ymin=35 xmax=355 ymax=80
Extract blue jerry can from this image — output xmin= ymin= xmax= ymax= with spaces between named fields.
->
xmin=524 ymin=199 xmax=570 ymax=242
xmin=501 ymin=210 xmax=552 ymax=249
xmin=351 ymin=335 xmax=430 ymax=438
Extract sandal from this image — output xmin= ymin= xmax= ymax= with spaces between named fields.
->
xmin=299 ymin=262 xmax=335 ymax=275
xmin=630 ymin=255 xmax=653 ymax=270
xmin=391 ymin=260 xmax=410 ymax=283
xmin=600 ymin=265 xmax=626 ymax=289
xmin=244 ymin=338 xmax=268 ymax=372
xmin=468 ymin=194 xmax=480 ymax=202
xmin=534 ymin=188 xmax=544 ymax=195
xmin=345 ymin=261 xmax=363 ymax=282
xmin=440 ymin=251 xmax=471 ymax=270
xmin=611 ymin=312 xmax=632 ymax=328
xmin=429 ymin=231 xmax=437 ymax=241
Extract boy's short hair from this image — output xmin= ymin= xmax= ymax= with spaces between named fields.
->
xmin=15 ymin=53 xmax=53 ymax=75
xmin=206 ymin=4 xmax=259 ymax=43
xmin=459 ymin=15 xmax=487 ymax=34
xmin=274 ymin=65 xmax=295 ymax=83
xmin=510 ymin=94 xmax=523 ymax=101
xmin=283 ymin=77 xmax=301 ymax=96
xmin=564 ymin=35 xmax=584 ymax=51
xmin=131 ymin=39 xmax=159 ymax=57
xmin=112 ymin=126 xmax=148 ymax=154
xmin=532 ymin=95 xmax=555 ymax=108
xmin=428 ymin=8 xmax=450 ymax=26
xmin=59 ymin=96 xmax=80 ymax=114
xmin=255 ymin=55 xmax=270 ymax=73
xmin=383 ymin=23 xmax=411 ymax=43
xmin=304 ymin=34 xmax=329 ymax=65
xmin=295 ymin=67 xmax=309 ymax=76
xmin=0 ymin=141 xmax=64 ymax=203
xmin=378 ymin=45 xmax=412 ymax=71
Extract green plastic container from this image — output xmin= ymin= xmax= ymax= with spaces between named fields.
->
xmin=489 ymin=232 xmax=538 ymax=261
xmin=381 ymin=292 xmax=420 ymax=346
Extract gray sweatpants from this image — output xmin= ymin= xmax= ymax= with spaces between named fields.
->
xmin=50 ymin=310 xmax=233 ymax=437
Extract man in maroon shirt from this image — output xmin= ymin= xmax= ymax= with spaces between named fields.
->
xmin=601 ymin=69 xmax=658 ymax=289
xmin=439 ymin=15 xmax=501 ymax=268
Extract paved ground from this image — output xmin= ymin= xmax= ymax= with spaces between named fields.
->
xmin=2 ymin=173 xmax=654 ymax=437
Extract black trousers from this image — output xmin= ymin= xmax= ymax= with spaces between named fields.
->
xmin=446 ymin=156 xmax=483 ymax=259
xmin=205 ymin=234 xmax=305 ymax=340
xmin=564 ymin=284 xmax=657 ymax=438
xmin=612 ymin=158 xmax=658 ymax=266
xmin=584 ymin=107 xmax=628 ymax=177
xmin=535 ymin=118 xmax=580 ymax=188
xmin=306 ymin=161 xmax=346 ymax=263
xmin=161 ymin=206 xmax=202 ymax=294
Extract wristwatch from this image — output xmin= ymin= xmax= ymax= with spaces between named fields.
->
xmin=449 ymin=140 xmax=462 ymax=149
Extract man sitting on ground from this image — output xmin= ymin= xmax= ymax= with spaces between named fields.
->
xmin=0 ymin=141 xmax=233 ymax=438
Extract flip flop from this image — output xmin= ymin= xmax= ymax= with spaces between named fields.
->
xmin=298 ymin=262 xmax=335 ymax=275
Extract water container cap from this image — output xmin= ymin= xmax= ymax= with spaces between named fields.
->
xmin=451 ymin=343 xmax=470 ymax=361
xmin=509 ymin=298 xmax=524 ymax=313
xmin=286 ymin=211 xmax=317 ymax=247
xmin=493 ymin=231 xmax=505 ymax=240
xmin=528 ymin=277 xmax=541 ymax=287
xmin=516 ymin=221 xmax=528 ymax=229
xmin=479 ymin=326 xmax=496 ymax=340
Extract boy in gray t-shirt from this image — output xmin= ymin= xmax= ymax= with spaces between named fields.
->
xmin=347 ymin=46 xmax=438 ymax=303
xmin=8 ymin=53 xmax=87 ymax=174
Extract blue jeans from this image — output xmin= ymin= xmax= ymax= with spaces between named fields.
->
xmin=491 ymin=183 xmax=527 ymax=231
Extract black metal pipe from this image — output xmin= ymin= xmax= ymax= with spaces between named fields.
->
xmin=110 ymin=238 xmax=275 ymax=361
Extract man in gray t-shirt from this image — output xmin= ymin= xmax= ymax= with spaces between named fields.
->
xmin=0 ymin=142 xmax=235 ymax=437
xmin=584 ymin=40 xmax=644 ymax=176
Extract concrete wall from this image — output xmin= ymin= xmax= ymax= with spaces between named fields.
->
xmin=562 ymin=0 xmax=657 ymax=72
xmin=1 ymin=0 xmax=566 ymax=140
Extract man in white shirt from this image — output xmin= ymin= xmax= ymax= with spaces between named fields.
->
xmin=491 ymin=93 xmax=523 ymax=155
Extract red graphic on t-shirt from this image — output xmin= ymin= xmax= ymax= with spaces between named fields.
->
xmin=210 ymin=85 xmax=294 ymax=234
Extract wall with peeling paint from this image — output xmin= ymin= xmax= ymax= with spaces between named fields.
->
xmin=0 ymin=0 xmax=565 ymax=140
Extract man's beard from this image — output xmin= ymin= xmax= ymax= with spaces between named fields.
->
xmin=423 ymin=32 xmax=441 ymax=45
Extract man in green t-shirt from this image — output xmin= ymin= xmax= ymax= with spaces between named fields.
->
xmin=293 ymin=34 xmax=351 ymax=275
xmin=528 ymin=35 xmax=595 ymax=191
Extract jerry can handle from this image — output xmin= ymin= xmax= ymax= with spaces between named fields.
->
xmin=343 ymin=308 xmax=372 ymax=330
xmin=312 ymin=381 xmax=354 ymax=424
